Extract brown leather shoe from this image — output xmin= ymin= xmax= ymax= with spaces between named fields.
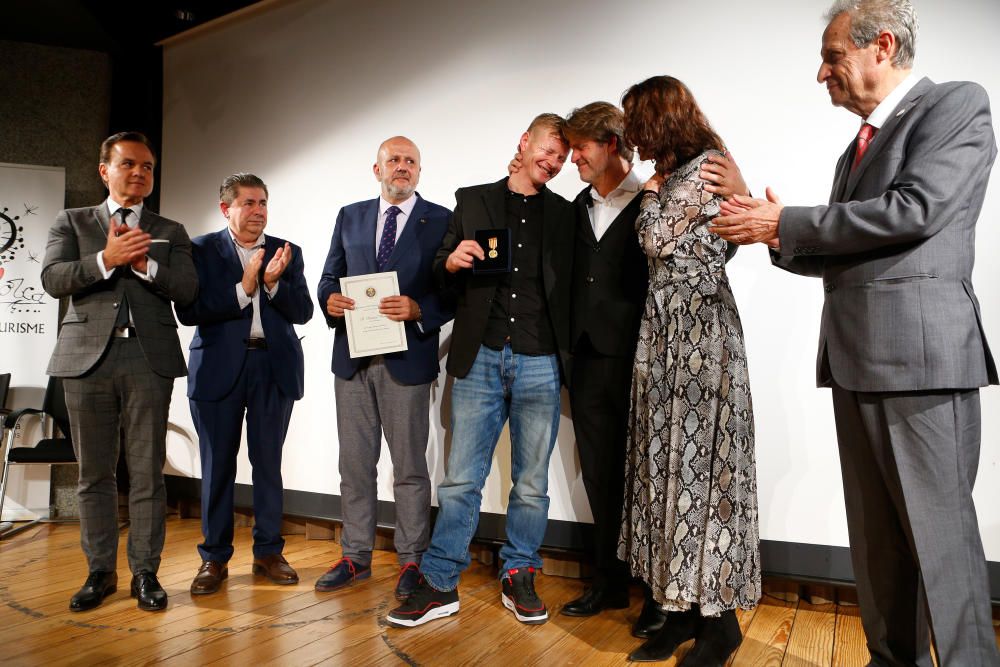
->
xmin=252 ymin=554 xmax=299 ymax=585
xmin=190 ymin=560 xmax=228 ymax=595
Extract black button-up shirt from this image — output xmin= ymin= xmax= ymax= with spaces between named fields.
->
xmin=482 ymin=186 xmax=555 ymax=355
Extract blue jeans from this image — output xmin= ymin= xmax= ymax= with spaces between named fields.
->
xmin=420 ymin=345 xmax=561 ymax=591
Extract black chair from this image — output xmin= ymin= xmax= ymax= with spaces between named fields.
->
xmin=0 ymin=376 xmax=77 ymax=539
xmin=0 ymin=373 xmax=10 ymax=448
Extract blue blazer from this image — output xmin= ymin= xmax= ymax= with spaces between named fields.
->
xmin=177 ymin=229 xmax=314 ymax=402
xmin=317 ymin=195 xmax=453 ymax=385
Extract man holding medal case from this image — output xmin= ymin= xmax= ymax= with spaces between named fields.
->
xmin=387 ymin=113 xmax=575 ymax=627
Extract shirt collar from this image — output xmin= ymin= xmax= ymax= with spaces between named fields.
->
xmin=505 ymin=176 xmax=546 ymax=198
xmin=228 ymin=228 xmax=266 ymax=250
xmin=590 ymin=168 xmax=642 ymax=205
xmin=106 ymin=197 xmax=143 ymax=225
xmin=865 ymin=71 xmax=919 ymax=129
xmin=379 ymin=193 xmax=418 ymax=219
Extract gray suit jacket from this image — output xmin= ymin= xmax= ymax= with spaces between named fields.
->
xmin=42 ymin=203 xmax=198 ymax=378
xmin=775 ymin=77 xmax=998 ymax=392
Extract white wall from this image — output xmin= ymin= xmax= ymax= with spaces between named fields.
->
xmin=159 ymin=0 xmax=1000 ymax=557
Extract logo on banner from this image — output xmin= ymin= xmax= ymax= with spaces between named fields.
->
xmin=0 ymin=202 xmax=48 ymax=327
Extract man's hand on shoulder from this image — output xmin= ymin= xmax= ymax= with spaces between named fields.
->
xmin=508 ymin=151 xmax=524 ymax=176
xmin=700 ymin=151 xmax=750 ymax=198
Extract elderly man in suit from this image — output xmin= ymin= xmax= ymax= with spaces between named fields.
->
xmin=314 ymin=136 xmax=452 ymax=600
xmin=713 ymin=1 xmax=999 ymax=664
xmin=387 ymin=114 xmax=575 ymax=629
xmin=177 ymin=173 xmax=313 ymax=594
xmin=42 ymin=131 xmax=198 ymax=612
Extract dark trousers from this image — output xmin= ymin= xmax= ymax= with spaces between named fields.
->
xmin=190 ymin=350 xmax=294 ymax=562
xmin=831 ymin=383 xmax=999 ymax=667
xmin=568 ymin=336 xmax=632 ymax=583
xmin=63 ymin=338 xmax=173 ymax=574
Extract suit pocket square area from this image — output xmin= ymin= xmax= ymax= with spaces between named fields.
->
xmin=150 ymin=239 xmax=170 ymax=243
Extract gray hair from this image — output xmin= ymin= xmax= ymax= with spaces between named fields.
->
xmin=825 ymin=0 xmax=918 ymax=68
xmin=219 ymin=172 xmax=268 ymax=204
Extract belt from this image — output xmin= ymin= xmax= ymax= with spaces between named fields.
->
xmin=246 ymin=338 xmax=268 ymax=350
xmin=113 ymin=326 xmax=137 ymax=338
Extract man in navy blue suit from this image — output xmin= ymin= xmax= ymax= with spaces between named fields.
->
xmin=315 ymin=136 xmax=452 ymax=600
xmin=177 ymin=173 xmax=313 ymax=595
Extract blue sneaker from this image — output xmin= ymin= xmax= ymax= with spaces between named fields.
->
xmin=314 ymin=557 xmax=371 ymax=592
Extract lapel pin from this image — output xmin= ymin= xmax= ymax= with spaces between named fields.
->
xmin=896 ymin=107 xmax=909 ymax=117
xmin=420 ymin=218 xmax=427 ymax=224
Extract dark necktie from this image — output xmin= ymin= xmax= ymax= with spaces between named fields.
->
xmin=851 ymin=123 xmax=877 ymax=171
xmin=376 ymin=206 xmax=401 ymax=271
xmin=114 ymin=208 xmax=132 ymax=327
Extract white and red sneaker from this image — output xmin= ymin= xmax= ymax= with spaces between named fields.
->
xmin=386 ymin=577 xmax=459 ymax=628
xmin=501 ymin=567 xmax=548 ymax=624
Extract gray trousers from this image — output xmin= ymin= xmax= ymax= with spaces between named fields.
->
xmin=63 ymin=338 xmax=173 ymax=574
xmin=831 ymin=384 xmax=999 ymax=667
xmin=335 ymin=357 xmax=431 ymax=566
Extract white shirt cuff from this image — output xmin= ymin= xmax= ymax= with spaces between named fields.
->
xmin=96 ymin=251 xmax=114 ymax=279
xmin=236 ymin=282 xmax=253 ymax=308
xmin=132 ymin=257 xmax=156 ymax=282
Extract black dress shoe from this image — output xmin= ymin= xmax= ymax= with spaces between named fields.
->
xmin=631 ymin=591 xmax=668 ymax=638
xmin=69 ymin=571 xmax=118 ymax=612
xmin=679 ymin=610 xmax=742 ymax=666
xmin=562 ymin=582 xmax=631 ymax=617
xmin=131 ymin=571 xmax=168 ymax=611
xmin=628 ymin=607 xmax=701 ymax=662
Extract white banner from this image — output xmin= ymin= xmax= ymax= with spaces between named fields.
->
xmin=0 ymin=162 xmax=65 ymax=520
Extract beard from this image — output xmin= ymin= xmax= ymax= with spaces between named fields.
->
xmin=386 ymin=178 xmax=416 ymax=200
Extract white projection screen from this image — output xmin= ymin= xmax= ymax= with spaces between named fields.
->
xmin=159 ymin=0 xmax=1000 ymax=573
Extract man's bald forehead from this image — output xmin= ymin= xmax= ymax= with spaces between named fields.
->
xmin=377 ymin=136 xmax=420 ymax=159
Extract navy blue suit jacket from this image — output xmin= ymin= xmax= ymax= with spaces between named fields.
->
xmin=317 ymin=195 xmax=453 ymax=385
xmin=177 ymin=229 xmax=314 ymax=402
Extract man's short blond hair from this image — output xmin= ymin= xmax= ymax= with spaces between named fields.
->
xmin=526 ymin=113 xmax=567 ymax=143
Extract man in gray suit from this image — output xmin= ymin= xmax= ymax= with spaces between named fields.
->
xmin=42 ymin=131 xmax=198 ymax=613
xmin=713 ymin=1 xmax=999 ymax=665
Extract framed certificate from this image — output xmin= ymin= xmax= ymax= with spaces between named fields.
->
xmin=341 ymin=271 xmax=408 ymax=358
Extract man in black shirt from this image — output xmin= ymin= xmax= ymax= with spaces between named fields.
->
xmin=387 ymin=114 xmax=574 ymax=628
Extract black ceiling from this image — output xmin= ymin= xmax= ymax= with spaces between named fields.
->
xmin=1 ymin=0 xmax=260 ymax=51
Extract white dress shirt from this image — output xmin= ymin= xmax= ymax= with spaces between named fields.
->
xmin=97 ymin=198 xmax=158 ymax=281
xmin=588 ymin=170 xmax=643 ymax=241
xmin=231 ymin=231 xmax=278 ymax=339
xmin=375 ymin=193 xmax=418 ymax=248
xmin=865 ymin=71 xmax=920 ymax=129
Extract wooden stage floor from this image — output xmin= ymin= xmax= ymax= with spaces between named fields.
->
xmin=0 ymin=517 xmax=997 ymax=666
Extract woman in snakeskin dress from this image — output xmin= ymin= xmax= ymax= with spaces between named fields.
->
xmin=617 ymin=76 xmax=760 ymax=665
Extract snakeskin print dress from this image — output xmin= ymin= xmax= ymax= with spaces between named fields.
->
xmin=617 ymin=150 xmax=760 ymax=615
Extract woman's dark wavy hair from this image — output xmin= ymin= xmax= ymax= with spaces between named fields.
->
xmin=622 ymin=76 xmax=724 ymax=176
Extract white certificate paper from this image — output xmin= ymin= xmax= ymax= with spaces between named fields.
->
xmin=341 ymin=271 xmax=408 ymax=358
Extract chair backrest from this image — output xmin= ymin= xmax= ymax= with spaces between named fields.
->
xmin=41 ymin=376 xmax=71 ymax=441
xmin=0 ymin=373 xmax=10 ymax=410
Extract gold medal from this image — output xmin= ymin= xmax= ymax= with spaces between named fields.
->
xmin=488 ymin=236 xmax=499 ymax=259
